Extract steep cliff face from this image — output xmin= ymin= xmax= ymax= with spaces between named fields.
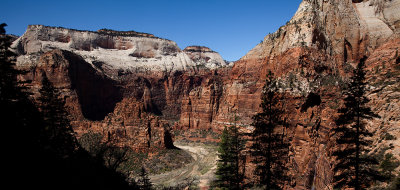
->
xmin=243 ymin=0 xmax=399 ymax=65
xmin=365 ymin=38 xmax=400 ymax=159
xmin=218 ymin=0 xmax=400 ymax=141
xmin=12 ymin=25 xmax=230 ymax=152
xmin=16 ymin=49 xmax=171 ymax=152
xmin=178 ymin=70 xmax=226 ymax=130
xmin=173 ymin=0 xmax=400 ymax=188
xmin=12 ymin=25 xmax=228 ymax=78
xmin=183 ymin=46 xmax=230 ymax=69
xmin=207 ymin=0 xmax=400 ymax=189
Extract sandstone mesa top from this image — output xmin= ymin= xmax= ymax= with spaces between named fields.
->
xmin=11 ymin=25 xmax=229 ymax=76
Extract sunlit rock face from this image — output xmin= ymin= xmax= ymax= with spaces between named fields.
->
xmin=221 ymin=0 xmax=400 ymax=189
xmin=242 ymin=0 xmax=399 ymax=64
xmin=12 ymin=25 xmax=228 ymax=77
xmin=14 ymin=48 xmax=171 ymax=152
xmin=11 ymin=25 xmax=230 ymax=152
xmin=183 ymin=46 xmax=230 ymax=69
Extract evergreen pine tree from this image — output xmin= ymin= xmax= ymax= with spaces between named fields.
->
xmin=0 ymin=23 xmax=20 ymax=104
xmin=1 ymin=23 xmax=46 ymax=187
xmin=214 ymin=126 xmax=233 ymax=189
xmin=214 ymin=115 xmax=245 ymax=189
xmin=37 ymin=73 xmax=77 ymax=156
xmin=137 ymin=166 xmax=153 ymax=190
xmin=1 ymin=23 xmax=134 ymax=189
xmin=332 ymin=57 xmax=382 ymax=190
xmin=250 ymin=71 xmax=290 ymax=189
xmin=229 ymin=115 xmax=246 ymax=189
xmin=0 ymin=23 xmax=33 ymax=129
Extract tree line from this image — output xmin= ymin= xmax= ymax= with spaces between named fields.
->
xmin=213 ymin=58 xmax=400 ymax=189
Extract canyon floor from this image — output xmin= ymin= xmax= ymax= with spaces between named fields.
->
xmin=150 ymin=141 xmax=218 ymax=189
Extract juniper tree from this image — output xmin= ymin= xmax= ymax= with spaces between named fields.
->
xmin=332 ymin=57 xmax=382 ymax=190
xmin=214 ymin=115 xmax=245 ymax=189
xmin=250 ymin=71 xmax=290 ymax=189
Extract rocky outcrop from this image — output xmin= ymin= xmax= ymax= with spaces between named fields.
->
xmin=175 ymin=0 xmax=399 ymax=189
xmin=365 ymin=38 xmax=400 ymax=159
xmin=74 ymin=97 xmax=175 ymax=152
xmin=97 ymin=28 xmax=157 ymax=38
xmin=12 ymin=25 xmax=228 ymax=77
xmin=10 ymin=23 xmax=226 ymax=147
xmin=219 ymin=0 xmax=400 ymax=137
xmin=183 ymin=46 xmax=230 ymax=69
xmin=206 ymin=0 xmax=400 ymax=189
xmin=243 ymin=0 xmax=399 ymax=65
xmin=16 ymin=48 xmax=173 ymax=152
xmin=12 ymin=25 xmax=193 ymax=77
xmin=12 ymin=25 xmax=231 ymax=152
xmin=178 ymin=70 xmax=225 ymax=130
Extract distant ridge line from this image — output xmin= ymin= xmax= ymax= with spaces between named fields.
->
xmin=27 ymin=24 xmax=172 ymax=41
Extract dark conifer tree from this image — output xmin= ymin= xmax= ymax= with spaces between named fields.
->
xmin=250 ymin=71 xmax=290 ymax=189
xmin=1 ymin=24 xmax=134 ymax=189
xmin=137 ymin=166 xmax=153 ymax=190
xmin=37 ymin=73 xmax=77 ymax=156
xmin=215 ymin=126 xmax=233 ymax=189
xmin=1 ymin=23 xmax=46 ymax=187
xmin=214 ymin=115 xmax=245 ymax=189
xmin=229 ymin=116 xmax=246 ymax=189
xmin=0 ymin=22 xmax=33 ymax=129
xmin=0 ymin=23 xmax=19 ymax=104
xmin=332 ymin=57 xmax=382 ymax=190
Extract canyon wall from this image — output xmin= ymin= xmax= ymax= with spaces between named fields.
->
xmin=12 ymin=25 xmax=229 ymax=152
xmin=215 ymin=0 xmax=400 ymax=189
xmin=176 ymin=0 xmax=400 ymax=188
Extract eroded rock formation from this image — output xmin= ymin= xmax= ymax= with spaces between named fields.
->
xmin=218 ymin=0 xmax=400 ymax=189
xmin=11 ymin=25 xmax=231 ymax=152
xmin=183 ymin=46 xmax=230 ymax=69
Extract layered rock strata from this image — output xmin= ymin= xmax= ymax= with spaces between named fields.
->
xmin=183 ymin=46 xmax=230 ymax=69
xmin=215 ymin=0 xmax=400 ymax=189
xmin=12 ymin=25 xmax=230 ymax=152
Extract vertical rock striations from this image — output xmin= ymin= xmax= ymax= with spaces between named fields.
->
xmin=11 ymin=25 xmax=230 ymax=152
xmin=216 ymin=0 xmax=400 ymax=189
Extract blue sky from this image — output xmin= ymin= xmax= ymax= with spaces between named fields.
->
xmin=1 ymin=0 xmax=302 ymax=61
